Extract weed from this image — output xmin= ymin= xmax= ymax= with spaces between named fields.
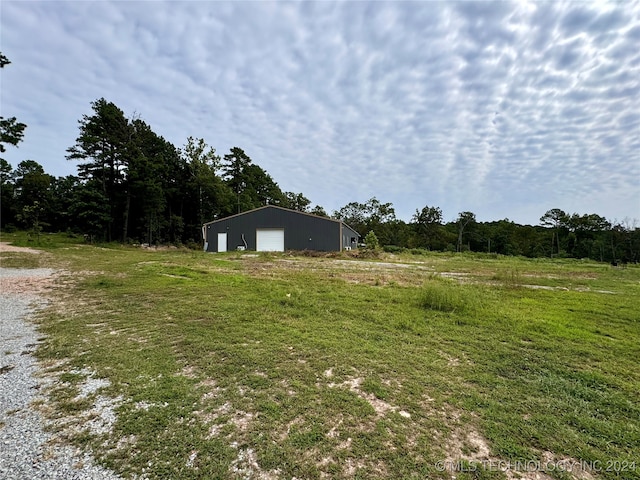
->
xmin=491 ymin=268 xmax=522 ymax=288
xmin=421 ymin=278 xmax=483 ymax=314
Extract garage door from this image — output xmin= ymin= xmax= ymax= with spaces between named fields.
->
xmin=256 ymin=229 xmax=284 ymax=252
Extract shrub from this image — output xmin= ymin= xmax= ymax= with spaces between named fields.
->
xmin=363 ymin=230 xmax=380 ymax=250
xmin=185 ymin=241 xmax=202 ymax=250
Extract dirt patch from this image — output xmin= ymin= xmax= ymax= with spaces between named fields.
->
xmin=0 ymin=241 xmax=42 ymax=255
xmin=327 ymin=376 xmax=410 ymax=419
xmin=0 ymin=242 xmax=61 ymax=296
xmin=430 ymin=406 xmax=558 ymax=480
xmin=0 ymin=268 xmax=60 ymax=296
xmin=239 ymin=256 xmax=440 ymax=287
xmin=229 ymin=445 xmax=280 ymax=480
xmin=35 ymin=368 xmax=123 ymax=439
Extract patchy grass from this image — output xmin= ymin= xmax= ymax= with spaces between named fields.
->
xmin=0 ymin=252 xmax=44 ymax=268
xmin=7 ymin=236 xmax=640 ymax=479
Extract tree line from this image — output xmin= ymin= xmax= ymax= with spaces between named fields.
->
xmin=2 ymin=97 xmax=325 ymax=246
xmin=334 ymin=200 xmax=638 ymax=263
xmin=1 ymin=54 xmax=637 ymax=262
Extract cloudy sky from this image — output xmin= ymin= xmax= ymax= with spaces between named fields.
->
xmin=2 ymin=1 xmax=639 ymax=225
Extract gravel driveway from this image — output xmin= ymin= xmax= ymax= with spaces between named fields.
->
xmin=0 ymin=263 xmax=122 ymax=479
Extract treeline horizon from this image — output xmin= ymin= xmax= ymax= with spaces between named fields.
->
xmin=1 ymin=97 xmax=638 ymax=264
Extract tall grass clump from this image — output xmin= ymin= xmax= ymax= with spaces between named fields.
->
xmin=492 ymin=268 xmax=523 ymax=288
xmin=421 ymin=277 xmax=482 ymax=314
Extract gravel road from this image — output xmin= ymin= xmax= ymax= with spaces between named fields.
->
xmin=0 ymin=267 xmax=122 ymax=479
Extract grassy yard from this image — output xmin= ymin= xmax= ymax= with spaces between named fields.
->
xmin=3 ymin=233 xmax=639 ymax=479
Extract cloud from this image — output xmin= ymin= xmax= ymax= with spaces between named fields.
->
xmin=1 ymin=0 xmax=638 ymax=225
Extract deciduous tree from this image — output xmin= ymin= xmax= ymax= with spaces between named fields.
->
xmin=334 ymin=197 xmax=396 ymax=244
xmin=412 ymin=205 xmax=443 ymax=249
xmin=283 ymin=192 xmax=311 ymax=212
xmin=456 ymin=211 xmax=476 ymax=252
xmin=13 ymin=160 xmax=53 ymax=225
xmin=309 ymin=205 xmax=328 ymax=217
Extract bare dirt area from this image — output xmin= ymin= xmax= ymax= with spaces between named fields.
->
xmin=235 ymin=254 xmax=440 ymax=287
xmin=0 ymin=267 xmax=60 ymax=296
xmin=0 ymin=241 xmax=43 ymax=255
xmin=0 ymin=242 xmax=59 ymax=296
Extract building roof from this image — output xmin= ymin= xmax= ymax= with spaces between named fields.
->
xmin=203 ymin=205 xmax=360 ymax=236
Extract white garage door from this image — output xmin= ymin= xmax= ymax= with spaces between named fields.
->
xmin=256 ymin=229 xmax=284 ymax=252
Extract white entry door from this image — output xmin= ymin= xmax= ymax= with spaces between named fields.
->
xmin=217 ymin=233 xmax=227 ymax=252
xmin=256 ymin=229 xmax=284 ymax=252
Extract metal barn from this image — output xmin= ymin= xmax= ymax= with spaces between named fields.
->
xmin=202 ymin=206 xmax=359 ymax=253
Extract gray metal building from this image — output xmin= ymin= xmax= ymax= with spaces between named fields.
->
xmin=203 ymin=206 xmax=359 ymax=252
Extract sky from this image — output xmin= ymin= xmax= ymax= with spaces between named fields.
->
xmin=1 ymin=1 xmax=639 ymax=226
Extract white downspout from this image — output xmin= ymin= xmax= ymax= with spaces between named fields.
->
xmin=202 ymin=225 xmax=208 ymax=251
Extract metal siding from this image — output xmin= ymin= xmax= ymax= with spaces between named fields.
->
xmin=205 ymin=206 xmax=343 ymax=251
xmin=342 ymin=224 xmax=360 ymax=250
xmin=279 ymin=210 xmax=341 ymax=251
xmin=205 ymin=225 xmax=216 ymax=252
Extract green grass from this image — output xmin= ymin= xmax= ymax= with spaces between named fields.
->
xmin=421 ymin=277 xmax=485 ymax=314
xmin=3 ymin=234 xmax=639 ymax=479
